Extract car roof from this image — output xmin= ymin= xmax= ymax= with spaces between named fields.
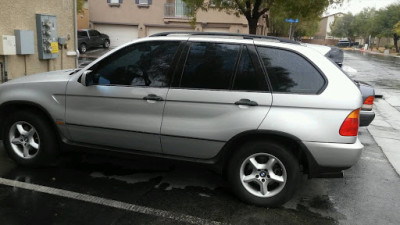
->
xmin=150 ymin=32 xmax=300 ymax=45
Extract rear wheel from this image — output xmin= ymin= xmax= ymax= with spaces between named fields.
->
xmin=2 ymin=111 xmax=59 ymax=167
xmin=228 ymin=141 xmax=299 ymax=207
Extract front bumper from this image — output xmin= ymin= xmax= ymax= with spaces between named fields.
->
xmin=302 ymin=138 xmax=364 ymax=178
xmin=360 ymin=110 xmax=375 ymax=127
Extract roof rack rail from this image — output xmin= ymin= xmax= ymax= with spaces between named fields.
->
xmin=149 ymin=32 xmax=299 ymax=44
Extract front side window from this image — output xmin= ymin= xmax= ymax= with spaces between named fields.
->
xmin=180 ymin=42 xmax=240 ymax=90
xmin=78 ymin=31 xmax=88 ymax=37
xmin=88 ymin=41 xmax=180 ymax=87
xmin=257 ymin=47 xmax=326 ymax=94
xmin=89 ymin=30 xmax=98 ymax=37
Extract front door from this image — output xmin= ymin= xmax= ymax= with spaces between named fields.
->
xmin=65 ymin=41 xmax=182 ymax=153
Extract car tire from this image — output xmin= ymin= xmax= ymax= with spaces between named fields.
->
xmin=103 ymin=40 xmax=110 ymax=49
xmin=2 ymin=110 xmax=59 ymax=167
xmin=79 ymin=43 xmax=87 ymax=54
xmin=227 ymin=141 xmax=299 ymax=207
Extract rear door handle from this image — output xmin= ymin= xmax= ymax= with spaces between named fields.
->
xmin=143 ymin=94 xmax=164 ymax=101
xmin=235 ymin=99 xmax=258 ymax=106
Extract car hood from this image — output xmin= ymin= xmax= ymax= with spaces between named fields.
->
xmin=2 ymin=69 xmax=75 ymax=85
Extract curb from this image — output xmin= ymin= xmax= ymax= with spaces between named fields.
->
xmin=346 ymin=49 xmax=400 ymax=58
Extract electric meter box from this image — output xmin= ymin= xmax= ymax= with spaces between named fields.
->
xmin=15 ymin=30 xmax=35 ymax=55
xmin=0 ymin=35 xmax=17 ymax=55
xmin=36 ymin=14 xmax=58 ymax=59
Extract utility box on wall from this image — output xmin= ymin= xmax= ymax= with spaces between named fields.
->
xmin=0 ymin=35 xmax=17 ymax=55
xmin=36 ymin=14 xmax=58 ymax=59
xmin=15 ymin=30 xmax=35 ymax=55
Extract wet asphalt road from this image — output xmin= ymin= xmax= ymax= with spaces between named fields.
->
xmin=342 ymin=50 xmax=400 ymax=89
xmin=1 ymin=51 xmax=400 ymax=225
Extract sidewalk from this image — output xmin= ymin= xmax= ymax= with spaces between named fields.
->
xmin=346 ymin=47 xmax=400 ymax=58
xmin=368 ymin=88 xmax=400 ymax=175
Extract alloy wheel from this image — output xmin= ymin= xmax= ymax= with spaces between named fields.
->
xmin=239 ymin=153 xmax=287 ymax=198
xmin=8 ymin=121 xmax=40 ymax=159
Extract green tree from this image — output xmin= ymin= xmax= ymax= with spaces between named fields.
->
xmin=394 ymin=21 xmax=400 ymax=35
xmin=371 ymin=4 xmax=400 ymax=52
xmin=183 ymin=0 xmax=341 ymax=35
xmin=329 ymin=13 xmax=356 ymax=41
xmin=77 ymin=0 xmax=85 ymax=14
xmin=352 ymin=8 xmax=376 ymax=44
xmin=268 ymin=0 xmax=324 ymax=39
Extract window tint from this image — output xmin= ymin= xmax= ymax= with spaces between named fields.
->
xmin=78 ymin=31 xmax=88 ymax=37
xmin=89 ymin=30 xmax=97 ymax=36
xmin=257 ymin=47 xmax=325 ymax=94
xmin=89 ymin=41 xmax=180 ymax=87
xmin=233 ymin=46 xmax=268 ymax=92
xmin=180 ymin=42 xmax=240 ymax=90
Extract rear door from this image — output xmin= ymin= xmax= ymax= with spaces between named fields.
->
xmin=160 ymin=39 xmax=273 ymax=159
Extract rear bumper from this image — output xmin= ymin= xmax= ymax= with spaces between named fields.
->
xmin=302 ymin=138 xmax=364 ymax=178
xmin=360 ymin=110 xmax=375 ymax=127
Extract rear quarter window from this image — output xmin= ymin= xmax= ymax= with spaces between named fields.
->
xmin=257 ymin=47 xmax=326 ymax=94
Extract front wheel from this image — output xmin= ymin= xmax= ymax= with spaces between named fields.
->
xmin=2 ymin=111 xmax=59 ymax=167
xmin=79 ymin=43 xmax=87 ymax=54
xmin=227 ymin=141 xmax=300 ymax=207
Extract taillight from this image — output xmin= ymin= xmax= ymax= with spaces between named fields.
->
xmin=362 ymin=96 xmax=374 ymax=110
xmin=339 ymin=109 xmax=360 ymax=136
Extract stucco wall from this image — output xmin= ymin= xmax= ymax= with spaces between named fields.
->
xmin=78 ymin=8 xmax=90 ymax=29
xmin=89 ymin=0 xmax=254 ymax=37
xmin=0 ymin=0 xmax=77 ymax=81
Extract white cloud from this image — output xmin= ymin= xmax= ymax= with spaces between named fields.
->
xmin=325 ymin=0 xmax=400 ymax=15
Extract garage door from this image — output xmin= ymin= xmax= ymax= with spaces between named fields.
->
xmin=203 ymin=27 xmax=230 ymax=33
xmin=147 ymin=27 xmax=194 ymax=37
xmin=95 ymin=24 xmax=138 ymax=48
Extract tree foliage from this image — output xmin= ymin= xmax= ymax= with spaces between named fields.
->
xmin=394 ymin=21 xmax=400 ymax=36
xmin=269 ymin=0 xmax=328 ymax=39
xmin=77 ymin=0 xmax=85 ymax=14
xmin=182 ymin=0 xmax=341 ymax=35
xmin=330 ymin=4 xmax=400 ymax=52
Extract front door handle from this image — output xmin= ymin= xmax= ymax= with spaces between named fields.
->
xmin=143 ymin=94 xmax=164 ymax=101
xmin=235 ymin=99 xmax=258 ymax=106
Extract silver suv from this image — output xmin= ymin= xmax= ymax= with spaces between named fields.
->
xmin=0 ymin=33 xmax=364 ymax=207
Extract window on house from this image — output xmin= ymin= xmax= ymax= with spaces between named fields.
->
xmin=108 ymin=0 xmax=122 ymax=4
xmin=135 ymin=0 xmax=152 ymax=5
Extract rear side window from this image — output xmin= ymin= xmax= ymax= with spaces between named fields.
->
xmin=257 ymin=47 xmax=325 ymax=94
xmin=180 ymin=42 xmax=240 ymax=90
xmin=233 ymin=46 xmax=268 ymax=92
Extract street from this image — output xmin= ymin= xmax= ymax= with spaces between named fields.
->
xmin=0 ymin=51 xmax=400 ymax=225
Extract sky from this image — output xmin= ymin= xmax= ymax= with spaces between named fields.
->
xmin=324 ymin=0 xmax=400 ymax=15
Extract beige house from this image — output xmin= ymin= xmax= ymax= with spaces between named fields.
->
xmin=0 ymin=0 xmax=78 ymax=82
xmin=314 ymin=13 xmax=344 ymax=40
xmin=89 ymin=0 xmax=268 ymax=47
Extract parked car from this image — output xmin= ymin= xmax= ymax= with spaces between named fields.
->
xmin=78 ymin=29 xmax=110 ymax=54
xmin=0 ymin=32 xmax=364 ymax=207
xmin=306 ymin=43 xmax=375 ymax=127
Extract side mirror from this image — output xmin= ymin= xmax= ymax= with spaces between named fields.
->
xmin=80 ymin=70 xmax=92 ymax=86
